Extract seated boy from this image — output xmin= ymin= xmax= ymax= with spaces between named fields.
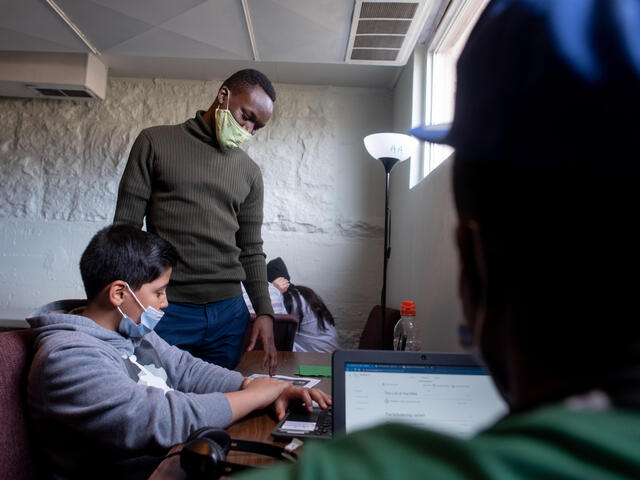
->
xmin=26 ymin=224 xmax=330 ymax=480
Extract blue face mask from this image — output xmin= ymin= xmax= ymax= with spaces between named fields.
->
xmin=117 ymin=283 xmax=164 ymax=338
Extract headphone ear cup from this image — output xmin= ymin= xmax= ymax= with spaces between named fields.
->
xmin=201 ymin=428 xmax=231 ymax=454
xmin=179 ymin=427 xmax=295 ymax=478
xmin=181 ymin=437 xmax=227 ymax=479
xmin=181 ymin=428 xmax=232 ymax=479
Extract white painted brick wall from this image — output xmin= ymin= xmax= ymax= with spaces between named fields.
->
xmin=0 ymin=77 xmax=393 ymax=347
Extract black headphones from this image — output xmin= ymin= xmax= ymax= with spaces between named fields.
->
xmin=180 ymin=427 xmax=297 ymax=479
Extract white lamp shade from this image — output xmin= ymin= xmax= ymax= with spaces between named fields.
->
xmin=364 ymin=133 xmax=418 ymax=161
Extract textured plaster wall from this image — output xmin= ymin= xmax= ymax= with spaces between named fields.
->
xmin=0 ymin=77 xmax=392 ymax=346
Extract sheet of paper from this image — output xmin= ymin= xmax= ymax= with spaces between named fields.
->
xmin=281 ymin=420 xmax=316 ymax=432
xmin=295 ymin=365 xmax=332 ymax=377
xmin=248 ymin=374 xmax=320 ymax=388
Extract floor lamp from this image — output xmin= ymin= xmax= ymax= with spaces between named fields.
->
xmin=364 ymin=133 xmax=417 ymax=347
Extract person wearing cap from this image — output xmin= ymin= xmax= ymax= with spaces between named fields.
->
xmin=239 ymin=0 xmax=640 ymax=478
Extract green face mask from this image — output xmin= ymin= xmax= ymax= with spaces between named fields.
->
xmin=214 ymin=93 xmax=252 ymax=150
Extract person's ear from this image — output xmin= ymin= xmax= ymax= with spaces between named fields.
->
xmin=216 ymin=86 xmax=230 ymax=108
xmin=107 ymin=281 xmax=127 ymax=308
xmin=456 ymin=220 xmax=488 ymax=337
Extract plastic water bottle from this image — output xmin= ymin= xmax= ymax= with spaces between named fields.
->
xmin=393 ymin=301 xmax=421 ymax=351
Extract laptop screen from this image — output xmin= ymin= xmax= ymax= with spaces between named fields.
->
xmin=334 ymin=351 xmax=508 ymax=438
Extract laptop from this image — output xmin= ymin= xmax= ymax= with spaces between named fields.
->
xmin=272 ymin=350 xmax=508 ymax=440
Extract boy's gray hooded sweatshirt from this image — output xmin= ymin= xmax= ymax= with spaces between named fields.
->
xmin=27 ymin=300 xmax=245 ymax=480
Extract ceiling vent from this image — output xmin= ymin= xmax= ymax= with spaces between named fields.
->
xmin=0 ymin=52 xmax=107 ymax=100
xmin=346 ymin=0 xmax=432 ymax=65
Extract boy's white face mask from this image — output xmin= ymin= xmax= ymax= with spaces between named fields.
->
xmin=117 ymin=283 xmax=164 ymax=338
xmin=214 ymin=92 xmax=252 ymax=150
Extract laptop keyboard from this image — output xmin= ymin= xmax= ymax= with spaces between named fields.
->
xmin=272 ymin=406 xmax=333 ymax=439
xmin=288 ymin=406 xmax=332 ymax=433
xmin=312 ymin=406 xmax=332 ymax=435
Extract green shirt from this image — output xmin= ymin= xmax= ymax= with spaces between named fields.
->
xmin=114 ymin=111 xmax=274 ymax=317
xmin=240 ymin=405 xmax=640 ymax=479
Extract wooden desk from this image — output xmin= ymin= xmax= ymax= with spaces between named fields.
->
xmin=149 ymin=350 xmax=331 ymax=479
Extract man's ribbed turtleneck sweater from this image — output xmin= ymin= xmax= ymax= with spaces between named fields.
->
xmin=114 ymin=111 xmax=274 ymax=318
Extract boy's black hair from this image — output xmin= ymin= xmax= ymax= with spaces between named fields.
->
xmin=223 ymin=69 xmax=276 ymax=102
xmin=79 ymin=224 xmax=178 ymax=300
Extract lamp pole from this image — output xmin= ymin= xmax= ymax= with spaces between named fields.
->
xmin=364 ymin=133 xmax=417 ymax=349
xmin=379 ymin=157 xmax=400 ymax=347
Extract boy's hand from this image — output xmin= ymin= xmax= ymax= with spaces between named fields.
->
xmin=273 ymin=387 xmax=332 ymax=421
xmin=226 ymin=379 xmax=331 ymax=424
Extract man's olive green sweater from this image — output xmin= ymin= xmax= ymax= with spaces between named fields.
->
xmin=114 ymin=111 xmax=274 ymax=318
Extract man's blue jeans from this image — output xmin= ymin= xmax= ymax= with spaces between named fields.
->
xmin=154 ymin=296 xmax=250 ymax=369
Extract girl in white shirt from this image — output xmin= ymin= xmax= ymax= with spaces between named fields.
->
xmin=243 ymin=258 xmax=341 ymax=353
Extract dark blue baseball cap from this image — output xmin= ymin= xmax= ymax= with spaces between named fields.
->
xmin=411 ymin=0 xmax=640 ymax=168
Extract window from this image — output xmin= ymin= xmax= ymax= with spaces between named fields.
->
xmin=418 ymin=0 xmax=490 ymax=180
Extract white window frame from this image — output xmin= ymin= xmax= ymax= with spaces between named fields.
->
xmin=416 ymin=0 xmax=491 ymax=182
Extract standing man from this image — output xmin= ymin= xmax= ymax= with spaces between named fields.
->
xmin=114 ymin=69 xmax=277 ymax=373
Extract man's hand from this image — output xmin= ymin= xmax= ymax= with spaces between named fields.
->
xmin=246 ymin=314 xmax=278 ymax=375
xmin=273 ymin=386 xmax=332 ymax=421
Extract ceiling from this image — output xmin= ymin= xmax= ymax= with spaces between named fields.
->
xmin=0 ymin=0 xmax=447 ymax=88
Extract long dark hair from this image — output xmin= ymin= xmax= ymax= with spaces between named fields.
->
xmin=283 ymin=284 xmax=335 ymax=331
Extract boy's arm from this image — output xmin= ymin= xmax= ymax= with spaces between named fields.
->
xmin=148 ymin=332 xmax=245 ymax=394
xmin=114 ymin=130 xmax=154 ymax=227
xmin=28 ymin=337 xmax=237 ymax=450
xmin=150 ymin=333 xmax=331 ymax=422
xmin=29 ymin=336 xmax=331 ymax=454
